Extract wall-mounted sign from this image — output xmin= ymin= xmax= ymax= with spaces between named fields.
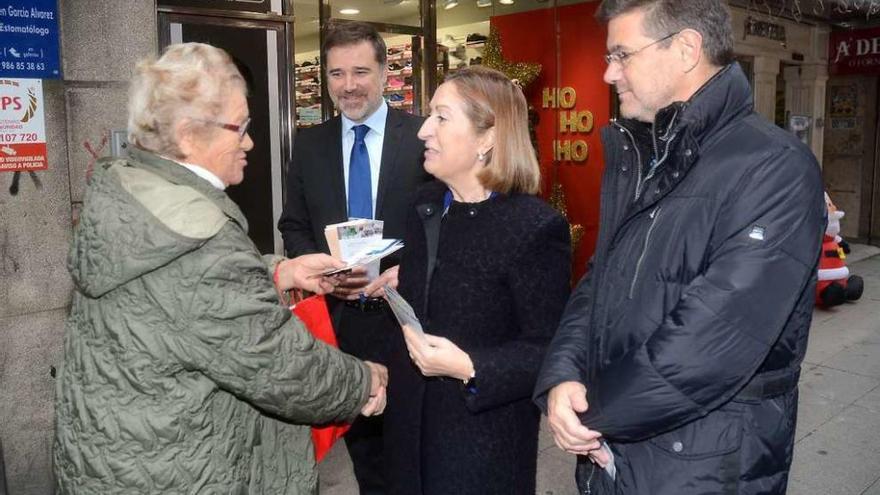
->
xmin=830 ymin=26 xmax=880 ymax=76
xmin=0 ymin=78 xmax=46 ymax=172
xmin=158 ymin=0 xmax=274 ymax=14
xmin=0 ymin=1 xmax=61 ymax=79
xmin=745 ymin=16 xmax=787 ymax=46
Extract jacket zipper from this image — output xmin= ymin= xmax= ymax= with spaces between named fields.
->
xmin=612 ymin=121 xmax=644 ymax=202
xmin=629 ymin=206 xmax=662 ymax=299
xmin=583 ymin=463 xmax=595 ymax=495
xmin=640 ymin=108 xmax=679 ymax=202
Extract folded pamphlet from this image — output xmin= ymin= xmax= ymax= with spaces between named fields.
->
xmin=314 ymin=239 xmax=404 ymax=277
xmin=321 ymin=219 xmax=399 ymax=279
xmin=600 ymin=440 xmax=617 ymax=480
xmin=383 ymin=284 xmax=427 ymax=342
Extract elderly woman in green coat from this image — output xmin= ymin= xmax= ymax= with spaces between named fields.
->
xmin=53 ymin=42 xmax=386 ymax=494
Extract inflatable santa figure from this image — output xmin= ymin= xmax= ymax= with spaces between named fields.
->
xmin=817 ymin=193 xmax=863 ymax=307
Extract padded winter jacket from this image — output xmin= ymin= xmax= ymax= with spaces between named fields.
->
xmin=534 ymin=64 xmax=825 ymax=494
xmin=54 ymin=148 xmax=370 ymax=494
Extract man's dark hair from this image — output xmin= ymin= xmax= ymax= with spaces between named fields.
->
xmin=596 ymin=0 xmax=734 ymax=66
xmin=321 ymin=21 xmax=387 ymax=68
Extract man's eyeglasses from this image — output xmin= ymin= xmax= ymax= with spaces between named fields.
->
xmin=198 ymin=117 xmax=251 ymax=140
xmin=604 ymin=31 xmax=681 ymax=66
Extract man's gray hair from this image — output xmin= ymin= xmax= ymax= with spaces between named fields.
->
xmin=596 ymin=0 xmax=735 ymax=67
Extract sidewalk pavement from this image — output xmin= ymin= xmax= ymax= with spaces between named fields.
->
xmin=318 ymin=244 xmax=880 ymax=495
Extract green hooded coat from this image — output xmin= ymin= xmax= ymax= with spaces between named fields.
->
xmin=54 ymin=148 xmax=370 ymax=494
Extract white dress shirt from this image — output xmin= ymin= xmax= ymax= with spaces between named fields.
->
xmin=341 ymin=100 xmax=388 ymax=217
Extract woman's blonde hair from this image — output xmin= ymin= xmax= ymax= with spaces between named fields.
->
xmin=127 ymin=43 xmax=246 ymax=158
xmin=444 ymin=66 xmax=541 ymax=195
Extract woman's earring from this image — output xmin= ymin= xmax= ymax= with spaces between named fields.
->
xmin=477 ymin=151 xmax=486 ymax=162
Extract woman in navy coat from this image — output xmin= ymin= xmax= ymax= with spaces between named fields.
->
xmin=383 ymin=66 xmax=572 ymax=495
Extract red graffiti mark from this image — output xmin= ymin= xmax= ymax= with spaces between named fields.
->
xmin=83 ymin=134 xmax=108 ymax=181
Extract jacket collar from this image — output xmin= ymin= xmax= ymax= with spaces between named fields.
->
xmin=614 ymin=62 xmax=753 ymax=153
xmin=668 ymin=63 xmax=753 ymax=147
xmin=604 ymin=63 xmax=755 ymax=217
xmin=127 ymin=146 xmax=249 ymax=231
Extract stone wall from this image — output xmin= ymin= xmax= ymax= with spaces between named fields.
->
xmin=0 ymin=2 xmax=156 ymax=493
xmin=730 ymin=5 xmax=830 ymax=164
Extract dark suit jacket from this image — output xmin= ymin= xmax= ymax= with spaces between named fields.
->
xmin=278 ymin=108 xmax=429 ymax=266
xmin=278 ymin=107 xmax=429 ymax=364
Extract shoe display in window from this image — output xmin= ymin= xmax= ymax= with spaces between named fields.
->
xmin=451 ymin=45 xmax=466 ymax=61
xmin=295 ymin=56 xmax=324 ymax=127
xmin=466 ymin=33 xmax=488 ymax=44
xmin=387 ymin=76 xmax=405 ymax=89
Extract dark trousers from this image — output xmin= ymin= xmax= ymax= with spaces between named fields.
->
xmin=331 ymin=299 xmax=397 ymax=494
xmin=344 ymin=415 xmax=386 ymax=495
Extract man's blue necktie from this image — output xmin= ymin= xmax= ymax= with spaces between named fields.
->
xmin=348 ymin=124 xmax=372 ymax=219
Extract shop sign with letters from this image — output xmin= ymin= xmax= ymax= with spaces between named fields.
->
xmin=0 ymin=0 xmax=61 ymax=79
xmin=0 ymin=78 xmax=47 ymax=172
xmin=830 ymin=26 xmax=880 ymax=76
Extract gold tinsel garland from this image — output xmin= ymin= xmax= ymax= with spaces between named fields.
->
xmin=548 ymin=183 xmax=585 ymax=251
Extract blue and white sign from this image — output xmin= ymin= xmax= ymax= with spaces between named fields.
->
xmin=0 ymin=1 xmax=60 ymax=79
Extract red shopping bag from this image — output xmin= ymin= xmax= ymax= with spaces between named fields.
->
xmin=291 ymin=294 xmax=351 ymax=462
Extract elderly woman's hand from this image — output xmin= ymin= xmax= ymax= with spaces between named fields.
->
xmin=401 ymin=325 xmax=474 ymax=381
xmin=361 ymin=361 xmax=388 ymax=416
xmin=274 ymin=254 xmax=346 ymax=294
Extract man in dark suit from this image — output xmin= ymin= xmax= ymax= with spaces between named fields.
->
xmin=278 ymin=21 xmax=428 ymax=494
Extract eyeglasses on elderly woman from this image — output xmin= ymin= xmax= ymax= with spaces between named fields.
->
xmin=194 ymin=117 xmax=251 ymax=140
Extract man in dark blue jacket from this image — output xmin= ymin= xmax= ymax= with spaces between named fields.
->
xmin=533 ymin=1 xmax=826 ymax=493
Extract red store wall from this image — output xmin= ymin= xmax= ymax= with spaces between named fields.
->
xmin=491 ymin=2 xmax=610 ymax=280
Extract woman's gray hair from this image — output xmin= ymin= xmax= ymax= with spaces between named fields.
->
xmin=127 ymin=43 xmax=247 ymax=158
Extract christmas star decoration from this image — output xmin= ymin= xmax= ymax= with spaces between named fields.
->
xmin=482 ymin=25 xmax=542 ymax=89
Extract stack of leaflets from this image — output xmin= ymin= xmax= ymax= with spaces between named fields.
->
xmin=322 ymin=219 xmax=403 ymax=278
xmin=383 ymin=284 xmax=427 ymax=342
